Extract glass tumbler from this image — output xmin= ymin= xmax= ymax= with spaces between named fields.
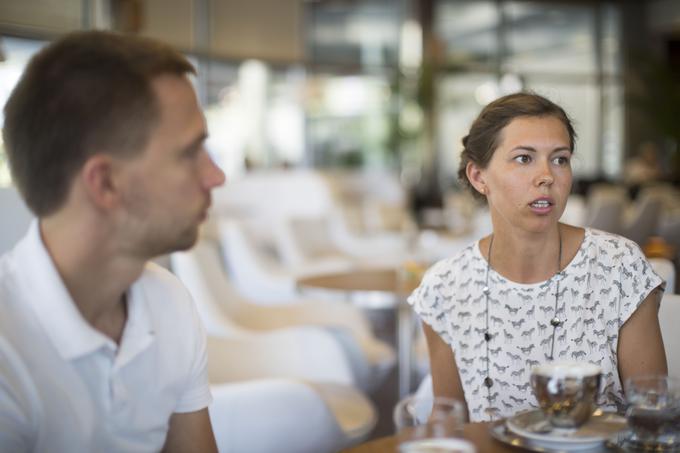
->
xmin=624 ymin=375 xmax=680 ymax=450
xmin=393 ymin=394 xmax=474 ymax=453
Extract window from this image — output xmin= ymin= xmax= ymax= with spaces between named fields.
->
xmin=434 ymin=1 xmax=623 ymax=182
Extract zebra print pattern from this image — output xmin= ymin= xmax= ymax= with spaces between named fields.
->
xmin=408 ymin=228 xmax=663 ymax=422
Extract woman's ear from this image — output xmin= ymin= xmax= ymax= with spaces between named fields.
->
xmin=466 ymin=161 xmax=487 ymax=196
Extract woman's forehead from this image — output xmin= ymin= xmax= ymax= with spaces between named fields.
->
xmin=496 ymin=116 xmax=571 ymax=149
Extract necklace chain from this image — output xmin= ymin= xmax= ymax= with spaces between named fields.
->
xmin=482 ymin=229 xmax=563 ymax=420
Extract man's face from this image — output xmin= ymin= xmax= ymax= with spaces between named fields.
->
xmin=117 ymin=74 xmax=225 ymax=258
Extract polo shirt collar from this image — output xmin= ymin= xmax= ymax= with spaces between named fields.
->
xmin=115 ymin=281 xmax=155 ymax=370
xmin=13 ymin=220 xmax=155 ymax=362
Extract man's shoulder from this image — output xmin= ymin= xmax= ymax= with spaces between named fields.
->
xmin=139 ymin=261 xmax=186 ymax=293
xmin=135 ymin=261 xmax=198 ymax=324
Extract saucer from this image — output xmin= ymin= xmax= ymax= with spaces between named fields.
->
xmin=399 ymin=438 xmax=476 ymax=453
xmin=506 ymin=409 xmax=627 ymax=450
xmin=490 ymin=421 xmax=613 ymax=453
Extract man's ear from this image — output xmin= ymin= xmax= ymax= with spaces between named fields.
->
xmin=466 ymin=161 xmax=487 ymax=196
xmin=80 ymin=154 xmax=119 ymax=209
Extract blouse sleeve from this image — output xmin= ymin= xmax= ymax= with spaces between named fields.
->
xmin=617 ymin=239 xmax=664 ymax=327
xmin=407 ymin=261 xmax=454 ymax=345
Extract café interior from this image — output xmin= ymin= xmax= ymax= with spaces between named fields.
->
xmin=1 ymin=0 xmax=679 ymax=452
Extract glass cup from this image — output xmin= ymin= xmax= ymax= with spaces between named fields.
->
xmin=530 ymin=362 xmax=602 ymax=429
xmin=393 ymin=394 xmax=474 ymax=453
xmin=624 ymin=375 xmax=680 ymax=450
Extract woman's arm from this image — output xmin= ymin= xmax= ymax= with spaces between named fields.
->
xmin=617 ymin=287 xmax=667 ymax=385
xmin=423 ymin=322 xmax=469 ymax=421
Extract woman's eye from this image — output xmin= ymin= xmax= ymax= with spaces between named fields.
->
xmin=553 ymin=156 xmax=570 ymax=165
xmin=514 ymin=155 xmax=531 ymax=164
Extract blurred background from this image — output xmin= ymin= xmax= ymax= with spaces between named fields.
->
xmin=1 ymin=1 xmax=679 ymax=451
xmin=1 ymin=0 xmax=679 ymax=195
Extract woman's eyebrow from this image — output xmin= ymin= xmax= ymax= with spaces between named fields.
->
xmin=510 ymin=145 xmax=571 ymax=153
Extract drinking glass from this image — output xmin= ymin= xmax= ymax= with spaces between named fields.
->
xmin=393 ymin=394 xmax=474 ymax=453
xmin=624 ymin=375 xmax=680 ymax=450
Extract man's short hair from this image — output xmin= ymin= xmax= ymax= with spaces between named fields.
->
xmin=3 ymin=31 xmax=195 ymax=216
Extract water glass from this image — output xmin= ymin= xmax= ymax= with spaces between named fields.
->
xmin=393 ymin=395 xmax=474 ymax=453
xmin=624 ymin=375 xmax=680 ymax=450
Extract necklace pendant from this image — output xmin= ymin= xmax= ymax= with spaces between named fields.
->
xmin=484 ymin=331 xmax=492 ymax=342
xmin=482 ymin=286 xmax=490 ymax=295
xmin=484 ymin=377 xmax=493 ymax=388
xmin=550 ymin=317 xmax=562 ymax=327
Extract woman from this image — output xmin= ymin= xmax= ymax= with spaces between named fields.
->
xmin=408 ymin=92 xmax=667 ymax=422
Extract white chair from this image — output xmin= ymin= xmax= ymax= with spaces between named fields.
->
xmin=659 ymin=294 xmax=680 ymax=378
xmin=209 ymin=378 xmax=376 ymax=453
xmin=622 ymin=192 xmax=664 ymax=246
xmin=217 ymin=218 xmax=347 ymax=304
xmin=0 ymin=187 xmax=33 ymax=255
xmin=197 ymin=308 xmax=379 ymax=452
xmin=560 ymin=194 xmax=587 ymax=227
xmin=170 ymin=237 xmax=396 ymax=392
xmin=649 ymin=258 xmax=676 ymax=295
xmin=584 ymin=187 xmax=627 ymax=235
xmin=321 ymin=169 xmax=409 ymax=234
xmin=213 ymin=169 xmax=407 ymax=270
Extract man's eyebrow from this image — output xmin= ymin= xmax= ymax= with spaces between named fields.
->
xmin=182 ymin=132 xmax=209 ymax=153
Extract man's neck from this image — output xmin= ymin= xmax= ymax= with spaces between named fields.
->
xmin=40 ymin=213 xmax=146 ymax=344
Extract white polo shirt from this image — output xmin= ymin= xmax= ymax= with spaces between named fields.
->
xmin=0 ymin=221 xmax=212 ymax=452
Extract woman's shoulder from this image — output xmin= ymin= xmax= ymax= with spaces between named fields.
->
xmin=584 ymin=228 xmax=644 ymax=260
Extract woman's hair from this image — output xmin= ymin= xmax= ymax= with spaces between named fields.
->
xmin=457 ymin=92 xmax=577 ymax=200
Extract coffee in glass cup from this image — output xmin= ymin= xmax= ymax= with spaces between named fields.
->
xmin=530 ymin=362 xmax=602 ymax=429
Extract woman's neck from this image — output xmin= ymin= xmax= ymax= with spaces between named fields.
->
xmin=482 ymin=224 xmax=563 ymax=284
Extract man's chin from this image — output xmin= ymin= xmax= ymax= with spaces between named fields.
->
xmin=173 ymin=228 xmax=200 ymax=252
xmin=149 ymin=228 xmax=199 ymax=258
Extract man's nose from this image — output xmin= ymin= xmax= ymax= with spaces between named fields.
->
xmin=202 ymin=152 xmax=226 ymax=189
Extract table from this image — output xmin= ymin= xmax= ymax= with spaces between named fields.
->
xmin=343 ymin=421 xmax=625 ymax=453
xmin=341 ymin=422 xmax=512 ymax=453
xmin=297 ymin=268 xmax=420 ymax=398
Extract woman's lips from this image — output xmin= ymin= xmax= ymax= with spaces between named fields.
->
xmin=529 ymin=198 xmax=554 ymax=214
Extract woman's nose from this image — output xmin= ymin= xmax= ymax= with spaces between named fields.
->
xmin=535 ymin=162 xmax=554 ymax=186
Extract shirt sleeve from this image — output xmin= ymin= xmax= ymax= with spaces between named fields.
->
xmin=407 ymin=261 xmax=454 ymax=345
xmin=173 ymin=291 xmax=213 ymax=414
xmin=617 ymin=239 xmax=664 ymax=327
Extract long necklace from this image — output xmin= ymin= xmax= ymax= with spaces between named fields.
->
xmin=482 ymin=229 xmax=563 ymax=419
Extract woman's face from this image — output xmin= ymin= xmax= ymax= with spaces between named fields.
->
xmin=468 ymin=115 xmax=573 ymax=235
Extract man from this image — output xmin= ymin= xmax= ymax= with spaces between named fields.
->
xmin=0 ymin=31 xmax=224 ymax=452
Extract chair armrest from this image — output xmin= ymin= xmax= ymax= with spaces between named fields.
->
xmin=209 ymin=379 xmax=345 ymax=453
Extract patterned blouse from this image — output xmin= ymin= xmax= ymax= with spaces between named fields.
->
xmin=408 ymin=228 xmax=663 ymax=422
